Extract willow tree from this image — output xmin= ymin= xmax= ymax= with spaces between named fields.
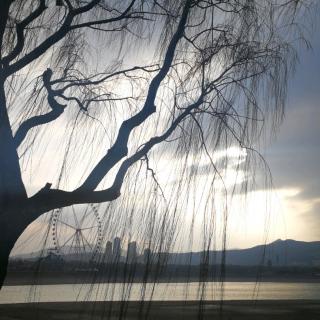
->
xmin=0 ymin=0 xmax=311 ymax=287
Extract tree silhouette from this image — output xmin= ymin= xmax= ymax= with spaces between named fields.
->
xmin=0 ymin=0 xmax=313 ymax=288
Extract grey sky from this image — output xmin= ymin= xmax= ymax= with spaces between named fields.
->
xmin=264 ymin=22 xmax=320 ymax=240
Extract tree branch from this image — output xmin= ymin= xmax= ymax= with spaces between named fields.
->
xmin=13 ymin=68 xmax=66 ymax=147
xmin=111 ymin=94 xmax=204 ymax=192
xmin=54 ymin=64 xmax=160 ymax=91
xmin=5 ymin=0 xmax=140 ymax=76
xmin=4 ymin=0 xmax=103 ymax=75
xmin=27 ymin=92 xmax=204 ymax=218
xmin=1 ymin=0 xmax=47 ymax=65
xmin=77 ymin=0 xmax=192 ymax=192
xmin=6 ymin=17 xmax=74 ymax=75
xmin=0 ymin=0 xmax=13 ymax=58
xmin=70 ymin=0 xmax=136 ymax=30
xmin=27 ymin=183 xmax=120 ymax=221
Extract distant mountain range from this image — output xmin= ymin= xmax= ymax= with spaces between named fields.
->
xmin=167 ymin=239 xmax=320 ymax=266
xmin=11 ymin=239 xmax=320 ymax=267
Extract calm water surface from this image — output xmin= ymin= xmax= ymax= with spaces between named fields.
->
xmin=0 ymin=282 xmax=319 ymax=304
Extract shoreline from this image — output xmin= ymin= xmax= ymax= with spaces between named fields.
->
xmin=0 ymin=300 xmax=319 ymax=319
xmin=4 ymin=271 xmax=320 ymax=286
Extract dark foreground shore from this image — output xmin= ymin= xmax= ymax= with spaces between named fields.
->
xmin=0 ymin=300 xmax=319 ymax=320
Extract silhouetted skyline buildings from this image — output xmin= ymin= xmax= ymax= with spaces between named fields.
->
xmin=104 ymin=237 xmax=143 ymax=263
xmin=113 ymin=237 xmax=121 ymax=260
xmin=101 ymin=237 xmax=165 ymax=265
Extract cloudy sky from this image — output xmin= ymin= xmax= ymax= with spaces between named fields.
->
xmin=261 ymin=20 xmax=320 ymax=244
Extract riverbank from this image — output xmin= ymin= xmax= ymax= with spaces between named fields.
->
xmin=0 ymin=300 xmax=319 ymax=319
xmin=4 ymin=271 xmax=320 ymax=286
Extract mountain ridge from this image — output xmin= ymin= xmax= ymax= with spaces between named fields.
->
xmin=11 ymin=239 xmax=320 ymax=267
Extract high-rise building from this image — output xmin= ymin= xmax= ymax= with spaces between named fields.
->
xmin=158 ymin=252 xmax=168 ymax=266
xmin=104 ymin=241 xmax=112 ymax=262
xmin=127 ymin=241 xmax=137 ymax=263
xmin=143 ymin=248 xmax=152 ymax=264
xmin=113 ymin=237 xmax=121 ymax=261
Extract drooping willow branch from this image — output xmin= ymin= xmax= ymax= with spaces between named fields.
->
xmin=3 ymin=0 xmax=145 ymax=76
xmin=13 ymin=68 xmax=66 ymax=147
xmin=13 ymin=64 xmax=161 ymax=147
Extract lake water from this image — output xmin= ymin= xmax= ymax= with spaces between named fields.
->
xmin=1 ymin=282 xmax=320 ymax=304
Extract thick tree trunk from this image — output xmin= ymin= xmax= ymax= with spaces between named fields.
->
xmin=0 ymin=244 xmax=11 ymax=288
xmin=0 ymin=216 xmax=23 ymax=289
xmin=0 ymin=78 xmax=28 ymax=288
xmin=0 ymin=78 xmax=26 ymax=206
xmin=0 ymin=237 xmax=11 ymax=288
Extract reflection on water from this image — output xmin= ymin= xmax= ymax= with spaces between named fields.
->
xmin=0 ymin=282 xmax=319 ymax=304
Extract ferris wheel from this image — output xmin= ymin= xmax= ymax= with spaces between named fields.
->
xmin=51 ymin=204 xmax=102 ymax=262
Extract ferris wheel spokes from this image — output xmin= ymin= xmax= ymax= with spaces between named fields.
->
xmin=52 ymin=204 xmax=102 ymax=261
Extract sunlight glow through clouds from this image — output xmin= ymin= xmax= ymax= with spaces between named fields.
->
xmin=13 ymin=143 xmax=316 ymax=255
xmin=227 ymin=187 xmax=319 ymax=249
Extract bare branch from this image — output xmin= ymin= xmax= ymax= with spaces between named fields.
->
xmin=0 ymin=1 xmax=13 ymax=57
xmin=1 ymin=0 xmax=47 ymax=65
xmin=111 ymin=94 xmax=205 ymax=194
xmin=6 ymin=16 xmax=74 ymax=75
xmin=5 ymin=0 xmax=104 ymax=75
xmin=27 ymin=182 xmax=120 ymax=220
xmin=70 ymin=0 xmax=137 ymax=30
xmin=27 ymin=92 xmax=204 ymax=217
xmin=54 ymin=64 xmax=161 ymax=91
xmin=77 ymin=0 xmax=192 ymax=192
xmin=13 ymin=68 xmax=66 ymax=147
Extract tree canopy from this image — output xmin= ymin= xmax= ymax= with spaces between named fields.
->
xmin=0 ymin=0 xmax=315 ymax=288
